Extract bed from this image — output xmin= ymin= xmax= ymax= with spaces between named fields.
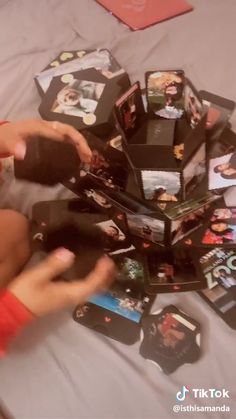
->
xmin=0 ymin=0 xmax=236 ymax=417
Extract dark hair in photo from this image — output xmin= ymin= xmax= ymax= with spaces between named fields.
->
xmin=209 ymin=220 xmax=233 ymax=236
xmin=108 ymin=225 xmax=119 ymax=234
xmin=221 ymin=171 xmax=236 ymax=180
xmin=153 ymin=187 xmax=166 ymax=199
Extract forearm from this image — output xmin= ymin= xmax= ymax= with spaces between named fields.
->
xmin=0 ymin=290 xmax=33 ymax=356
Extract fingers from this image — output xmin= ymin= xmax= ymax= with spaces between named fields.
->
xmin=29 ymin=120 xmax=65 ymax=142
xmin=16 ymin=248 xmax=75 ymax=285
xmin=0 ymin=123 xmax=27 ymax=159
xmin=61 ymin=255 xmax=116 ymax=305
xmin=47 ymin=121 xmax=92 ymax=163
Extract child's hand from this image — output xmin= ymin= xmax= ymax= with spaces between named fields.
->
xmin=0 ymin=119 xmax=92 ymax=163
xmin=8 ymin=249 xmax=115 ymax=317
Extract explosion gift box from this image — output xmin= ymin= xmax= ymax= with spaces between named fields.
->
xmin=114 ymin=73 xmax=207 ymax=204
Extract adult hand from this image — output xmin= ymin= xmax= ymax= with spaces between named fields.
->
xmin=8 ymin=248 xmax=115 ymax=317
xmin=0 ymin=119 xmax=92 ymax=163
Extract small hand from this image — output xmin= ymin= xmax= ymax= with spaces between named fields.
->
xmin=0 ymin=119 xmax=92 ymax=163
xmin=8 ymin=248 xmax=115 ymax=317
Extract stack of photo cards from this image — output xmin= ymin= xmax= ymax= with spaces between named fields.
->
xmin=36 ymin=49 xmax=130 ymax=136
xmin=139 ymin=305 xmax=201 ymax=374
xmin=35 ymin=49 xmax=130 ymax=97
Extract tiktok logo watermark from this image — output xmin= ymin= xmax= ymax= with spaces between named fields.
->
xmin=176 ymin=386 xmax=230 ymax=401
xmin=176 ymin=386 xmax=190 ymax=402
xmin=173 ymin=386 xmax=230 ymax=414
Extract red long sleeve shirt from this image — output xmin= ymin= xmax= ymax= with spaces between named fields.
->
xmin=0 ymin=290 xmax=33 ymax=356
xmin=0 ymin=121 xmax=33 ymax=355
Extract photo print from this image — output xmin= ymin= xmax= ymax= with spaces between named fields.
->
xmin=202 ymin=208 xmax=236 ymax=245
xmin=51 ymin=78 xmax=105 ymax=118
xmin=146 ymin=70 xmax=185 ymax=119
xmin=96 ymin=219 xmax=134 ymax=255
xmin=182 ymin=142 xmax=206 ymax=197
xmin=141 ymin=170 xmax=181 ymax=202
xmin=147 ymin=250 xmax=197 ymax=289
xmin=199 ymin=248 xmax=236 ymax=311
xmin=140 ymin=306 xmax=200 ymax=374
xmin=209 ymin=152 xmax=236 ymax=190
xmin=126 ymin=213 xmax=165 ymax=245
xmin=79 ymin=136 xmax=128 ymax=190
xmin=115 ymin=82 xmax=144 ymax=140
xmin=200 ymin=90 xmax=235 ymax=138
xmin=89 ymin=284 xmax=149 ymax=324
xmin=116 ymin=256 xmax=145 ymax=283
xmin=171 ymin=206 xmax=207 ymax=244
xmin=83 ymin=188 xmax=113 ymax=209
xmin=184 ymin=83 xmax=203 ymax=129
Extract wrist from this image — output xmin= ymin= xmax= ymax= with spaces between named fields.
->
xmin=0 ymin=289 xmax=33 ymax=356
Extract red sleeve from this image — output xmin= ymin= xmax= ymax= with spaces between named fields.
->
xmin=0 ymin=290 xmax=33 ymax=357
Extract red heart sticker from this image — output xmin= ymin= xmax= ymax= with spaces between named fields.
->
xmin=104 ymin=316 xmax=111 ymax=323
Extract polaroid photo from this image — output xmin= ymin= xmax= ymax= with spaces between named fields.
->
xmin=141 ymin=170 xmax=181 ymax=203
xmin=126 ymin=213 xmax=165 ymax=245
xmin=184 ymin=81 xmax=204 ymax=129
xmin=209 ymin=152 xmax=236 ymax=190
xmin=95 ymin=219 xmax=134 ymax=255
xmin=201 ymin=207 xmax=236 ymax=245
xmin=146 ymin=70 xmax=185 ymax=119
xmin=182 ymin=142 xmax=206 ymax=197
xmin=114 ymin=82 xmax=145 ymax=141
xmin=140 ymin=305 xmax=201 ymax=374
